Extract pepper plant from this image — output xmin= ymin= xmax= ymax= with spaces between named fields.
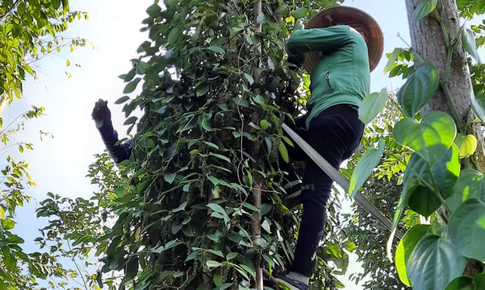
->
xmin=93 ymin=0 xmax=365 ymax=289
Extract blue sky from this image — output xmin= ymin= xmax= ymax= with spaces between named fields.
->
xmin=7 ymin=0 xmax=484 ymax=289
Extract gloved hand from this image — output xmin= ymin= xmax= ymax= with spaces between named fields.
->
xmin=91 ymin=99 xmax=112 ymax=129
xmin=287 ymin=53 xmax=305 ymax=71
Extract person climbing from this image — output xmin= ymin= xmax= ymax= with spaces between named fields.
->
xmin=274 ymin=6 xmax=383 ymax=290
xmin=91 ymin=99 xmax=132 ymax=164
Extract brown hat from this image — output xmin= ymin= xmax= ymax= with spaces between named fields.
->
xmin=303 ymin=6 xmax=384 ymax=73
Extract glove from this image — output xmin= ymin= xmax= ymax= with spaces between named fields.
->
xmin=287 ymin=53 xmax=305 ymax=71
xmin=91 ymin=99 xmax=112 ymax=130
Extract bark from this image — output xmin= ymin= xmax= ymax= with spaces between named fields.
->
xmin=405 ymin=0 xmax=485 ymax=170
xmin=405 ymin=0 xmax=485 ymax=276
xmin=0 ymin=94 xmax=9 ymax=117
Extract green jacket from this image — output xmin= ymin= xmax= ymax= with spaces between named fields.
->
xmin=286 ymin=25 xmax=370 ymax=128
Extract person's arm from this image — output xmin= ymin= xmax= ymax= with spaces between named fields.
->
xmin=286 ymin=25 xmax=351 ymax=61
xmin=92 ymin=99 xmax=132 ymax=164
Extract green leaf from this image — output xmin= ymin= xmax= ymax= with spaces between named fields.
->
xmin=2 ymin=218 xmax=15 ymax=230
xmin=201 ymin=118 xmax=212 ymax=131
xmin=260 ymin=204 xmax=272 ymax=216
xmin=384 ymin=48 xmax=403 ymax=73
xmin=123 ymin=78 xmax=141 ymax=94
xmin=240 ymin=264 xmax=256 ymax=279
xmin=146 ymin=4 xmax=161 ymax=17
xmin=293 ymin=7 xmax=307 ymax=18
xmin=471 ymin=91 xmax=485 ymax=124
xmin=203 ymin=141 xmax=219 ymax=150
xmin=243 ymin=202 xmax=259 ymax=212
xmin=406 ymin=145 xmax=460 ymax=216
xmin=475 ymin=274 xmax=485 ymax=289
xmin=393 ymin=111 xmax=456 ymax=166
xmin=413 ymin=0 xmax=438 ymax=20
xmin=7 ymin=234 xmax=24 ymax=244
xmin=52 ymin=0 xmax=61 ymax=9
xmin=167 ymin=27 xmax=180 ymax=45
xmin=407 ymin=234 xmax=466 ymax=290
xmin=448 ymin=198 xmax=485 ymax=262
xmin=454 ymin=134 xmax=477 ymax=158
xmin=206 ymin=249 xmax=224 ymax=258
xmin=397 ymin=62 xmax=439 ymax=117
xmin=261 ymin=219 xmax=271 ymax=233
xmin=209 ymin=153 xmax=230 ymax=163
xmin=446 ymin=169 xmax=485 ymax=212
xmin=244 ymin=73 xmax=254 ymax=85
xmin=172 ymin=201 xmax=187 ymax=213
xmin=444 ymin=276 xmax=474 ymax=290
xmin=349 ymin=140 xmax=384 ymax=197
xmin=207 ymin=203 xmax=226 ymax=216
xmin=164 ymin=173 xmax=176 ymax=184
xmin=156 ymin=106 xmax=167 ymax=114
xmin=24 ymin=64 xmax=34 ymax=76
xmin=213 ymin=270 xmax=222 ymax=286
xmin=206 ymin=260 xmax=221 ymax=269
xmin=124 ymin=68 xmax=136 ymax=82
xmin=342 ymin=241 xmax=357 ymax=252
xmin=279 ymin=142 xmax=289 ymax=163
xmin=232 ymin=97 xmax=250 ymax=108
xmin=115 ymin=96 xmax=130 ymax=105
xmin=395 ymin=225 xmax=430 ymax=286
xmin=209 ymin=46 xmax=225 ymax=54
xmin=4 ymin=252 xmax=16 ymax=272
xmin=125 ymin=257 xmax=139 ymax=280
xmin=358 ymin=89 xmax=388 ymax=124
xmin=462 ymin=28 xmax=482 ymax=65
xmin=226 ymin=253 xmax=237 ymax=261
xmin=123 ymin=116 xmax=138 ymax=125
xmin=196 ymin=82 xmax=209 ymax=97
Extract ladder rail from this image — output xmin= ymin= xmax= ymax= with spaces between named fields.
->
xmin=282 ymin=123 xmax=404 ymax=240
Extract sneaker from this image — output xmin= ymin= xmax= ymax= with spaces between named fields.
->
xmin=274 ymin=274 xmax=309 ymax=290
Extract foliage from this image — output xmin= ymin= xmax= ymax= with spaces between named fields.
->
xmin=0 ymin=0 xmax=88 ymax=101
xmin=342 ymin=98 xmax=412 ymax=290
xmin=86 ymin=0 xmax=384 ymax=289
xmin=348 ymin=2 xmax=485 ymax=290
xmin=33 ymin=153 xmax=130 ymax=290
xmin=0 ymin=0 xmax=89 ymax=288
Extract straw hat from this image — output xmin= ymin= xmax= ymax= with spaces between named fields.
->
xmin=302 ymin=6 xmax=384 ymax=73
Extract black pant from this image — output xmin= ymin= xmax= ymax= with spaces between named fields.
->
xmin=281 ymin=104 xmax=364 ymax=277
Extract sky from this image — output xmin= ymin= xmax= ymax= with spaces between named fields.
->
xmin=6 ymin=0 xmax=485 ymax=289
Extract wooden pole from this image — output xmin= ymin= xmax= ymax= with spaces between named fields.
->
xmin=251 ymin=1 xmax=263 ymax=289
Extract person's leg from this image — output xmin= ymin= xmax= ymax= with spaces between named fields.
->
xmin=289 ymin=105 xmax=364 ymax=277
xmin=278 ymin=115 xmax=308 ymax=189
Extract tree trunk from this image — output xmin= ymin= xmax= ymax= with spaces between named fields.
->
xmin=405 ymin=0 xmax=484 ymax=276
xmin=405 ymin=0 xmax=485 ymax=170
xmin=0 ymin=94 xmax=9 ymax=118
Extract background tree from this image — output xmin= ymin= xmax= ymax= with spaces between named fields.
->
xmin=343 ymin=98 xmax=412 ymax=290
xmin=338 ymin=1 xmax=485 ymax=289
xmin=0 ymin=0 xmax=88 ymax=112
xmin=0 ymin=0 xmax=90 ymax=288
xmin=342 ymin=0 xmax=485 ymax=290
